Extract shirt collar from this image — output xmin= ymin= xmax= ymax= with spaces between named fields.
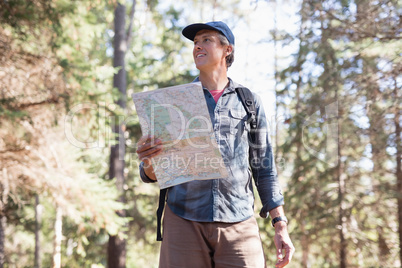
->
xmin=192 ymin=77 xmax=239 ymax=94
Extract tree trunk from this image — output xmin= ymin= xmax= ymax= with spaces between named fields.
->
xmin=52 ymin=206 xmax=62 ymax=268
xmin=337 ymin=99 xmax=346 ymax=268
xmin=366 ymin=76 xmax=389 ymax=263
xmin=300 ymin=220 xmax=310 ymax=268
xmin=338 ymin=171 xmax=346 ymax=268
xmin=318 ymin=6 xmax=347 ymax=266
xmin=0 ymin=213 xmax=4 ymax=268
xmin=273 ymin=0 xmax=279 ymax=157
xmin=296 ymin=2 xmax=309 ymax=266
xmin=34 ymin=195 xmax=42 ymax=268
xmin=0 ymin=169 xmax=9 ymax=268
xmin=395 ymin=78 xmax=402 ymax=266
xmin=107 ymin=3 xmax=128 ymax=268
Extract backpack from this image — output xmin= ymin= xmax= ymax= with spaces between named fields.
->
xmin=156 ymin=86 xmax=258 ymax=241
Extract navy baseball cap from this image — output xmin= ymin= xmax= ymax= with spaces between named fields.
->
xmin=182 ymin=21 xmax=235 ymax=45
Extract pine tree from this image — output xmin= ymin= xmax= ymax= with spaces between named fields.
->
xmin=274 ymin=0 xmax=401 ymax=266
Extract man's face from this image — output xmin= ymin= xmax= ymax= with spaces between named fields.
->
xmin=193 ymin=30 xmax=229 ymax=72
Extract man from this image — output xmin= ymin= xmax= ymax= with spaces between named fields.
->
xmin=136 ymin=21 xmax=294 ymax=268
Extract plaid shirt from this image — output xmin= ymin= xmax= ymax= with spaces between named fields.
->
xmin=139 ymin=78 xmax=284 ymax=222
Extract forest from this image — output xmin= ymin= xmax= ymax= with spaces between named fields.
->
xmin=0 ymin=0 xmax=401 ymax=267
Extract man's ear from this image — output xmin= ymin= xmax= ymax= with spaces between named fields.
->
xmin=226 ymin=46 xmax=233 ymax=55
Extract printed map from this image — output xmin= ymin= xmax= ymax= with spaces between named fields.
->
xmin=132 ymin=82 xmax=229 ymax=189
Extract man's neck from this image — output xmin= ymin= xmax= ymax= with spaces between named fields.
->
xmin=199 ymin=69 xmax=229 ymax=91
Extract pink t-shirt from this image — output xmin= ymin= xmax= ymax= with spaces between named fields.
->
xmin=210 ymin=89 xmax=225 ymax=103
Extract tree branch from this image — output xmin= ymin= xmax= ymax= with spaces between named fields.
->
xmin=125 ymin=0 xmax=136 ymax=49
xmin=323 ymin=8 xmax=401 ymax=41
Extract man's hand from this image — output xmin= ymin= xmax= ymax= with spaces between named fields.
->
xmin=274 ymin=221 xmax=295 ymax=268
xmin=136 ymin=135 xmax=163 ymax=181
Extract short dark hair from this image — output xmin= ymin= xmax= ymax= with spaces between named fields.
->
xmin=217 ymin=33 xmax=235 ymax=68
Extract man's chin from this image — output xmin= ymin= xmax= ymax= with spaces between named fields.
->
xmin=195 ymin=64 xmax=204 ymax=71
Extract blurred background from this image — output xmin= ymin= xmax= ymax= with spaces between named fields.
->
xmin=0 ymin=0 xmax=401 ymax=267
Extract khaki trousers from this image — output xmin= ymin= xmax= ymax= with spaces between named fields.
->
xmin=159 ymin=205 xmax=266 ymax=268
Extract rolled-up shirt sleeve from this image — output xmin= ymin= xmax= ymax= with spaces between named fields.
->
xmin=249 ymin=95 xmax=284 ymax=218
xmin=139 ymin=162 xmax=157 ymax=183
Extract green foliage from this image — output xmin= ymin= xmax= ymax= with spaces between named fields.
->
xmin=274 ymin=0 xmax=401 ymax=266
xmin=0 ymin=0 xmax=126 ymax=266
xmin=2 ymin=0 xmax=399 ymax=266
xmin=1 ymin=0 xmax=213 ymax=266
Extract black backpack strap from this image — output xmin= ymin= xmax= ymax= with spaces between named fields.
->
xmin=236 ymin=87 xmax=260 ymax=185
xmin=156 ymin=188 xmax=168 ymax=241
xmin=235 ymin=87 xmax=258 ymax=144
xmin=236 ymin=87 xmax=257 ymax=133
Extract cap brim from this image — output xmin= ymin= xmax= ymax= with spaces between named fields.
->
xmin=182 ymin=23 xmax=221 ymax=41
